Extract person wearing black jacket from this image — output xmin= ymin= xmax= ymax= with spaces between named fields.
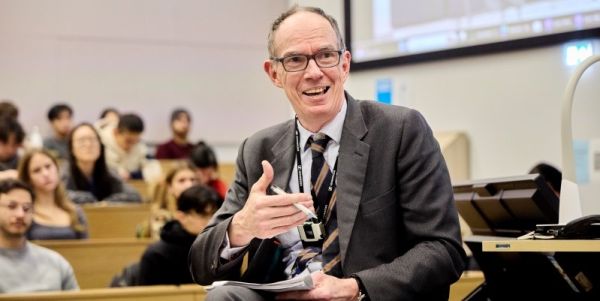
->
xmin=138 ymin=185 xmax=218 ymax=285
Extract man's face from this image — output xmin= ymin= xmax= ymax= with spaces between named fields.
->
xmin=51 ymin=111 xmax=73 ymax=137
xmin=114 ymin=130 xmax=141 ymax=152
xmin=264 ymin=11 xmax=351 ymax=130
xmin=0 ymin=134 xmax=20 ymax=162
xmin=0 ymin=189 xmax=33 ymax=239
xmin=172 ymin=114 xmax=190 ymax=137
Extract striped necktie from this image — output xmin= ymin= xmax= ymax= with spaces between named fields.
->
xmin=292 ymin=133 xmax=342 ymax=276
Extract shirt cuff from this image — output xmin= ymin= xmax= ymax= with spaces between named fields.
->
xmin=219 ymin=231 xmax=248 ymax=260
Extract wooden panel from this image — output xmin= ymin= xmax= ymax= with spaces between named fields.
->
xmin=0 ymin=284 xmax=206 ymax=301
xmin=126 ymin=179 xmax=151 ymax=202
xmin=449 ymin=271 xmax=484 ymax=301
xmin=34 ymin=238 xmax=153 ymax=289
xmin=82 ymin=203 xmax=151 ymax=239
xmin=219 ymin=163 xmax=235 ymax=188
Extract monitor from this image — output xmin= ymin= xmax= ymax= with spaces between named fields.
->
xmin=453 ymin=173 xmax=559 ymax=237
xmin=345 ymin=0 xmax=600 ymax=70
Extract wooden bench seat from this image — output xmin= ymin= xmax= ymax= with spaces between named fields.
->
xmin=34 ymin=238 xmax=153 ymax=289
xmin=82 ymin=202 xmax=151 ymax=239
xmin=0 ymin=284 xmax=206 ymax=301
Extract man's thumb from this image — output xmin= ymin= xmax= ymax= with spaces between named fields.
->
xmin=252 ymin=160 xmax=274 ymax=193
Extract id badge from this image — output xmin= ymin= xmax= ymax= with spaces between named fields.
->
xmin=297 ymin=221 xmax=325 ymax=242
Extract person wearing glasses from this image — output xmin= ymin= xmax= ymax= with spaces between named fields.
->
xmin=189 ymin=5 xmax=465 ymax=301
xmin=0 ymin=179 xmax=79 ymax=293
xmin=63 ymin=123 xmax=141 ymax=204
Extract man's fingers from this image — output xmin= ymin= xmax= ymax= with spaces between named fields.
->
xmin=251 ymin=160 xmax=274 ymax=194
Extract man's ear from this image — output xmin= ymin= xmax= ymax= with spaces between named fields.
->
xmin=341 ymin=50 xmax=352 ymax=82
xmin=264 ymin=60 xmax=283 ymax=88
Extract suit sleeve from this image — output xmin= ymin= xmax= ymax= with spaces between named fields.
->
xmin=188 ymin=139 xmax=253 ymax=285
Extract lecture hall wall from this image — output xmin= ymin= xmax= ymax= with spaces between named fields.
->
xmin=1 ymin=0 xmax=599 ymax=180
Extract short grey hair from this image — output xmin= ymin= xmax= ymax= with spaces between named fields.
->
xmin=267 ymin=5 xmax=345 ymax=57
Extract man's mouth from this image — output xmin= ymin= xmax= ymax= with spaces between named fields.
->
xmin=303 ymin=86 xmax=330 ymax=96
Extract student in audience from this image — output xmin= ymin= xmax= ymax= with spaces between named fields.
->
xmin=99 ymin=113 xmax=148 ymax=180
xmin=94 ymin=107 xmax=120 ymax=131
xmin=0 ymin=179 xmax=79 ymax=293
xmin=155 ymin=108 xmax=194 ymax=159
xmin=138 ymin=184 xmax=218 ymax=285
xmin=43 ymin=103 xmax=74 ymax=160
xmin=139 ymin=163 xmax=198 ymax=238
xmin=189 ymin=141 xmax=227 ymax=204
xmin=0 ymin=100 xmax=19 ymax=120
xmin=0 ymin=117 xmax=25 ymax=172
xmin=17 ymin=149 xmax=88 ymax=240
xmin=64 ymin=123 xmax=141 ymax=204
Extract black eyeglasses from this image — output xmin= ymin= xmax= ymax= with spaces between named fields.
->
xmin=271 ymin=49 xmax=344 ymax=72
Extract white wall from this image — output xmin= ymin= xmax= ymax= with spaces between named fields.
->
xmin=0 ymin=0 xmax=293 ymax=162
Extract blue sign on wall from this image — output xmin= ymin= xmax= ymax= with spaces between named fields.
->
xmin=376 ymin=78 xmax=392 ymax=105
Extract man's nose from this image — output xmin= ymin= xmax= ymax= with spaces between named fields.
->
xmin=304 ymin=59 xmax=324 ymax=79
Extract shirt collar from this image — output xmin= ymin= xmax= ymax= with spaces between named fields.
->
xmin=296 ymin=98 xmax=347 ymax=149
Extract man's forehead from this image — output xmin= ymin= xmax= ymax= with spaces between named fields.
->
xmin=0 ymin=189 xmax=33 ymax=203
xmin=274 ymin=12 xmax=337 ymax=54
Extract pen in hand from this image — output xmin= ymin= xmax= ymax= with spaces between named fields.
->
xmin=270 ymin=185 xmax=318 ymax=220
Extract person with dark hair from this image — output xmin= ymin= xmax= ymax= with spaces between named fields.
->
xmin=138 ymin=184 xmax=218 ymax=285
xmin=155 ymin=108 xmax=194 ymax=159
xmin=43 ymin=103 xmax=74 ymax=160
xmin=99 ymin=113 xmax=148 ymax=180
xmin=529 ymin=162 xmax=562 ymax=197
xmin=0 ymin=178 xmax=79 ymax=293
xmin=18 ymin=149 xmax=88 ymax=240
xmin=63 ymin=123 xmax=141 ymax=204
xmin=189 ymin=141 xmax=227 ymax=203
xmin=0 ymin=117 xmax=25 ymax=171
xmin=0 ymin=100 xmax=19 ymax=120
xmin=189 ymin=5 xmax=464 ymax=301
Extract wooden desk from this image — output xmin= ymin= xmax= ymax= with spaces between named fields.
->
xmin=0 ymin=284 xmax=206 ymax=301
xmin=449 ymin=271 xmax=484 ymax=301
xmin=82 ymin=203 xmax=151 ymax=239
xmin=35 ymin=238 xmax=153 ymax=289
xmin=482 ymin=238 xmax=600 ymax=252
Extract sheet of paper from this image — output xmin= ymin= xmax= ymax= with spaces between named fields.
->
xmin=206 ymin=272 xmax=313 ymax=293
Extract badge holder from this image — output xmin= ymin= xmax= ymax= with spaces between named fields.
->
xmin=298 ymin=221 xmax=325 ymax=242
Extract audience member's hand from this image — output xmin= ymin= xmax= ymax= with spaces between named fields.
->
xmin=229 ymin=160 xmax=313 ymax=246
xmin=276 ymin=271 xmax=360 ymax=301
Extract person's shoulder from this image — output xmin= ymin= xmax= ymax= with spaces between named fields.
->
xmin=28 ymin=243 xmax=71 ymax=267
xmin=242 ymin=119 xmax=294 ymax=150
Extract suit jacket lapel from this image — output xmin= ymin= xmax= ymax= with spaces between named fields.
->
xmin=269 ymin=121 xmax=296 ymax=191
xmin=337 ymin=93 xmax=369 ymax=266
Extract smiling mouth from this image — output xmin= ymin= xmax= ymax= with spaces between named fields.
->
xmin=303 ymin=86 xmax=330 ymax=96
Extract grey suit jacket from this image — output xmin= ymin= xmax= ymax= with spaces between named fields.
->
xmin=189 ymin=93 xmax=465 ymax=300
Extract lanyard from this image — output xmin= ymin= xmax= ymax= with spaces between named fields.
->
xmin=294 ymin=118 xmax=338 ymax=222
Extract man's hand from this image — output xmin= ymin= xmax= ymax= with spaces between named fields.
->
xmin=276 ymin=272 xmax=361 ymax=301
xmin=228 ymin=160 xmax=314 ymax=246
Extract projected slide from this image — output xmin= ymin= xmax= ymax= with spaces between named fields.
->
xmin=350 ymin=0 xmax=600 ymax=63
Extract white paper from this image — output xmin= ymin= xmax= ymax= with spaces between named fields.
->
xmin=206 ymin=272 xmax=313 ymax=293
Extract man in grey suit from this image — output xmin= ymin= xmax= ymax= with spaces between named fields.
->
xmin=189 ymin=5 xmax=465 ymax=301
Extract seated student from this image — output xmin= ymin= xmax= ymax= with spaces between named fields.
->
xmin=0 ymin=179 xmax=79 ymax=293
xmin=139 ymin=163 xmax=198 ymax=239
xmin=155 ymin=108 xmax=194 ymax=159
xmin=189 ymin=141 xmax=227 ymax=204
xmin=43 ymin=103 xmax=74 ymax=160
xmin=0 ymin=100 xmax=19 ymax=120
xmin=138 ymin=184 xmax=218 ymax=285
xmin=0 ymin=117 xmax=25 ymax=172
xmin=18 ymin=149 xmax=88 ymax=240
xmin=99 ymin=113 xmax=148 ymax=180
xmin=63 ymin=123 xmax=141 ymax=204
